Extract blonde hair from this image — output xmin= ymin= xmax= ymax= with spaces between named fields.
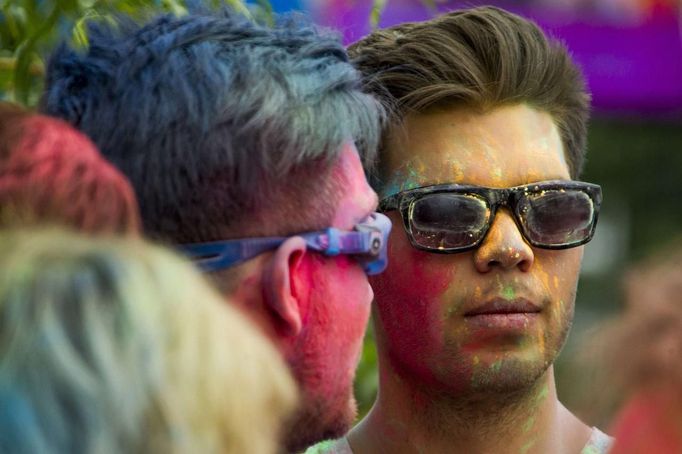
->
xmin=0 ymin=229 xmax=297 ymax=453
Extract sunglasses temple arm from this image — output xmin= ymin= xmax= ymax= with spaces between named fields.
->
xmin=179 ymin=238 xmax=286 ymax=272
xmin=301 ymin=229 xmax=377 ymax=256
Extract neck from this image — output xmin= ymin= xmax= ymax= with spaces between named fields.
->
xmin=349 ymin=360 xmax=590 ymax=454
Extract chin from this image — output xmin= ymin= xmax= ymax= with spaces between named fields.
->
xmin=468 ymin=353 xmax=552 ymax=394
xmin=283 ymin=391 xmax=357 ymax=452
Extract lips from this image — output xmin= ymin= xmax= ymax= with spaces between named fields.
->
xmin=464 ymin=298 xmax=541 ymax=317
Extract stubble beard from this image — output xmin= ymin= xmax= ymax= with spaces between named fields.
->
xmin=379 ymin=300 xmax=576 ymax=438
xmin=282 ymin=389 xmax=356 ymax=453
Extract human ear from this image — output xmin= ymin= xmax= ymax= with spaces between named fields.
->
xmin=262 ymin=237 xmax=307 ymax=337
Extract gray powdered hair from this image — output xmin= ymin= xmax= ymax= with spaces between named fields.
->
xmin=42 ymin=9 xmax=384 ymax=242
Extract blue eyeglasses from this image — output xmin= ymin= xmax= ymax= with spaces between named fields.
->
xmin=179 ymin=212 xmax=392 ymax=275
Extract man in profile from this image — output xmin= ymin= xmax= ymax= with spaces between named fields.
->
xmin=42 ymin=9 xmax=388 ymax=452
xmin=335 ymin=6 xmax=611 ymax=453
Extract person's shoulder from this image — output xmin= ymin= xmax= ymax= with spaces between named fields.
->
xmin=581 ymin=427 xmax=615 ymax=454
xmin=304 ymin=437 xmax=353 ymax=454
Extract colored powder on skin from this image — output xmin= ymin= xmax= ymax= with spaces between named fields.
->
xmin=470 ymin=356 xmax=508 ymax=388
xmin=553 ymin=275 xmax=559 ymax=290
xmin=449 ymin=161 xmax=465 ymax=182
xmin=304 ymin=440 xmax=335 ymax=453
xmin=535 ymin=384 xmax=549 ymax=402
xmin=404 ymin=166 xmax=422 ymax=190
xmin=381 ymin=180 xmax=401 ymax=199
xmin=490 ymin=359 xmax=503 ymax=373
xmin=491 ymin=166 xmax=503 ymax=184
xmin=534 ymin=264 xmax=555 ymax=298
xmin=501 ymin=285 xmax=516 ymax=300
xmin=370 ymin=239 xmax=463 ymax=387
xmin=474 ymin=286 xmax=482 ymax=300
xmin=495 ymin=274 xmax=503 ymax=290
xmin=519 ymin=389 xmax=547 ymax=454
xmin=552 ymin=299 xmax=565 ymax=321
xmin=537 ymin=328 xmax=546 ymax=355
xmin=382 ymin=164 xmax=424 ymax=198
xmin=516 ymin=335 xmax=540 ymax=351
xmin=520 ymin=438 xmax=537 ymax=454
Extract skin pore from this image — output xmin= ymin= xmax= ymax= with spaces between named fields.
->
xmin=348 ymin=104 xmax=592 ymax=454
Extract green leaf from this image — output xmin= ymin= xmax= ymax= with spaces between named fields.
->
xmin=223 ymin=0 xmax=252 ymax=18
xmin=12 ymin=2 xmax=60 ymax=105
xmin=370 ymin=0 xmax=388 ymax=29
xmin=161 ymin=0 xmax=187 ymax=16
xmin=254 ymin=0 xmax=274 ymax=26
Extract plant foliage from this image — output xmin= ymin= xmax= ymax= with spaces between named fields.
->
xmin=0 ymin=0 xmax=437 ymax=105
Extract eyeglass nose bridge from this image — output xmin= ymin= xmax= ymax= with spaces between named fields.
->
xmin=481 ymin=187 xmax=514 ymax=220
xmin=478 ymin=187 xmax=531 ymax=243
xmin=485 ymin=186 xmax=520 ymax=209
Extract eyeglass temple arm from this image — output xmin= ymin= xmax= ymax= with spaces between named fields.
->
xmin=181 ymin=228 xmax=380 ymax=272
xmin=301 ymin=228 xmax=380 ymax=256
xmin=378 ymin=193 xmax=400 ymax=212
xmin=180 ymin=238 xmax=287 ymax=272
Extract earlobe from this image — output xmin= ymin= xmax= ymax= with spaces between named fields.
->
xmin=262 ymin=236 xmax=308 ymax=337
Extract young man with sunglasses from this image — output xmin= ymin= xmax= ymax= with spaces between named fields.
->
xmin=330 ymin=6 xmax=612 ymax=454
xmin=41 ymin=9 xmax=389 ymax=453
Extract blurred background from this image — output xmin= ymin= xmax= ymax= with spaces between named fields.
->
xmin=2 ymin=0 xmax=681 ymax=429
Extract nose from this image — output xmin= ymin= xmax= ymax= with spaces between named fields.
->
xmin=474 ymin=209 xmax=534 ymax=273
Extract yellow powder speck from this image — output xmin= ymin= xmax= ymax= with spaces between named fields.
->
xmin=474 ymin=286 xmax=482 ymax=299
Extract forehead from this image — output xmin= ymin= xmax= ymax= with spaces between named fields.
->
xmin=382 ymin=104 xmax=570 ymax=196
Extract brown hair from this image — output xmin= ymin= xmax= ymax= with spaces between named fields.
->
xmin=0 ymin=102 xmax=140 ymax=234
xmin=349 ymin=6 xmax=590 ymax=180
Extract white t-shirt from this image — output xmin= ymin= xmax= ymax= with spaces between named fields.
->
xmin=306 ymin=427 xmax=614 ymax=454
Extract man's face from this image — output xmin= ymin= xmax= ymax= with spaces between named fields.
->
xmin=371 ymin=104 xmax=582 ymax=394
xmin=289 ymin=143 xmax=378 ymax=446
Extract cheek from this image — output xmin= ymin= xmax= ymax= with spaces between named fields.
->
xmin=370 ymin=228 xmax=456 ymax=368
xmin=534 ymin=248 xmax=583 ymax=301
xmin=532 ymin=249 xmax=582 ymax=339
xmin=318 ymin=257 xmax=371 ymax=355
xmin=297 ymin=258 xmax=371 ymax=397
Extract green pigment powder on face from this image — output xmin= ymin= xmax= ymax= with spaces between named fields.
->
xmin=489 ymin=359 xmax=503 ymax=373
xmin=382 ymin=165 xmax=423 ymax=198
xmin=520 ymin=438 xmax=537 ymax=454
xmin=535 ymin=384 xmax=549 ymax=403
xmin=502 ymin=285 xmax=516 ymax=300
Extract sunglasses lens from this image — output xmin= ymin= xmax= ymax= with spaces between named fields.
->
xmin=409 ymin=193 xmax=490 ymax=250
xmin=518 ymin=190 xmax=595 ymax=247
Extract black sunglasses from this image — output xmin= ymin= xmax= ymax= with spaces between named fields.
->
xmin=380 ymin=180 xmax=602 ymax=253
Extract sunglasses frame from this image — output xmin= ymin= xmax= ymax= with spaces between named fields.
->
xmin=380 ymin=180 xmax=602 ymax=253
xmin=178 ymin=212 xmax=392 ymax=275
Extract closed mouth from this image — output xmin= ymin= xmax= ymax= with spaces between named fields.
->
xmin=464 ymin=298 xmax=541 ymax=317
